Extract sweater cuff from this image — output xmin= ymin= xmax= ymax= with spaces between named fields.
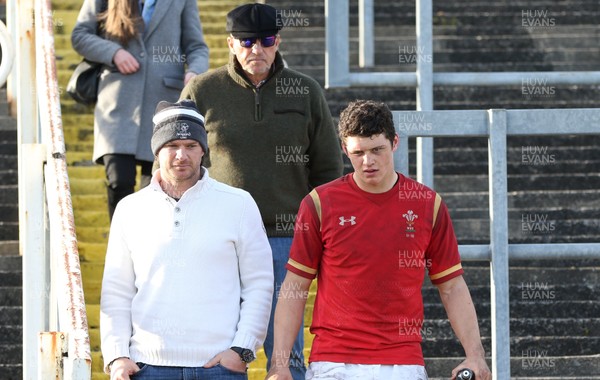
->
xmin=231 ymin=333 xmax=261 ymax=353
xmin=103 ymin=344 xmax=131 ymax=374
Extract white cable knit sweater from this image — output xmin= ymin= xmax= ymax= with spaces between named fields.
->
xmin=100 ymin=169 xmax=273 ymax=371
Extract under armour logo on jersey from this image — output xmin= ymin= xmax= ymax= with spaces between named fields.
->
xmin=339 ymin=216 xmax=356 ymax=226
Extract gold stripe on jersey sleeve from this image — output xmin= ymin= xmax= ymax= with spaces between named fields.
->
xmin=309 ymin=189 xmax=322 ymax=226
xmin=429 ymin=263 xmax=463 ymax=281
xmin=288 ymin=258 xmax=317 ymax=276
xmin=432 ymin=193 xmax=442 ymax=228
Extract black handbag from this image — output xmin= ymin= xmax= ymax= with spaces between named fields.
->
xmin=67 ymin=0 xmax=108 ymax=105
xmin=66 ymin=59 xmax=103 ymax=105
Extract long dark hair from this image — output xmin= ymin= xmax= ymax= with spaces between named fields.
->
xmin=99 ymin=0 xmax=143 ymax=46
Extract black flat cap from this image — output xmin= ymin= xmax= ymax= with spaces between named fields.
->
xmin=226 ymin=3 xmax=282 ymax=38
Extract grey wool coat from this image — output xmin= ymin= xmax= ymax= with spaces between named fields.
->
xmin=71 ymin=0 xmax=209 ymax=163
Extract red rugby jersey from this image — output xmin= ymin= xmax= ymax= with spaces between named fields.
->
xmin=287 ymin=173 xmax=463 ymax=365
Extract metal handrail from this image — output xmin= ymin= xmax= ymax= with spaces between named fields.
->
xmin=33 ymin=0 xmax=92 ymax=377
xmin=0 ymin=19 xmax=14 ymax=87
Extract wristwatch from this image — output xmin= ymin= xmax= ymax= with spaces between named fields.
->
xmin=230 ymin=346 xmax=255 ymax=363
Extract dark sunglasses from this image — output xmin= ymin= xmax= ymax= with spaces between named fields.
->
xmin=238 ymin=35 xmax=277 ymax=48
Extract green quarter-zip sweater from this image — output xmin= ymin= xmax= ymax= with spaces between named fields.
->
xmin=180 ymin=52 xmax=343 ymax=236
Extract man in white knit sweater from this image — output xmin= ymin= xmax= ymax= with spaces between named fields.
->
xmin=100 ymin=100 xmax=274 ymax=380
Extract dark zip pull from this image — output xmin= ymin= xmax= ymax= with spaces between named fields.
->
xmin=254 ymin=88 xmax=261 ymax=121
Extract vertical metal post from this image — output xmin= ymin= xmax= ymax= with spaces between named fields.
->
xmin=487 ymin=109 xmax=511 ymax=379
xmin=415 ymin=0 xmax=434 ymax=187
xmin=22 ymin=144 xmax=48 ymax=380
xmin=325 ymin=0 xmax=350 ymax=87
xmin=17 ymin=0 xmax=44 ymax=378
xmin=39 ymin=332 xmax=66 ymax=379
xmin=359 ymin=0 xmax=374 ymax=68
xmin=393 ymin=112 xmax=410 ymax=175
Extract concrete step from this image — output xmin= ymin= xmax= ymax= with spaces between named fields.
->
xmin=0 ymin=156 xmax=17 ymax=172
xmin=423 ymin=300 xmax=600 ymax=321
xmin=441 ymin=190 xmax=600 ymax=212
xmin=451 ymin=218 xmax=600 ymax=245
xmin=0 ymin=169 xmax=18 ymax=186
xmin=280 ymin=40 xmax=600 ymax=69
xmin=0 ymin=345 xmax=22 ymax=366
xmin=433 ymin=173 xmax=600 ymax=193
xmin=0 ymin=222 xmax=18 ymax=242
xmin=422 ymin=335 xmax=600 ymax=358
xmin=0 ymin=287 xmax=21 ymax=307
xmin=0 ymin=306 xmax=21 ymax=325
xmin=0 ymin=364 xmax=21 ymax=380
xmin=0 ymin=242 xmax=19 ymax=257
xmin=78 ymin=242 xmax=107 ymax=263
xmin=0 ymin=270 xmax=21 ymax=287
xmin=448 ymin=207 xmax=599 ymax=222
xmin=75 ymin=225 xmax=110 ymax=244
xmin=0 ymin=117 xmax=17 ymax=130
xmin=0 ymin=325 xmax=21 ymax=345
xmin=423 ymin=317 xmax=600 ymax=339
xmin=0 ymin=204 xmax=18 ymax=223
xmin=0 ymin=139 xmax=17 ymax=156
xmin=421 ymin=283 xmax=599 ymax=303
xmin=424 ymin=355 xmax=600 ymax=378
xmin=460 ymin=264 xmax=600 ymax=287
xmin=0 ymin=256 xmax=21 ymax=272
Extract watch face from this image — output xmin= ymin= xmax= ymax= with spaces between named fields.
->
xmin=241 ymin=349 xmax=255 ymax=363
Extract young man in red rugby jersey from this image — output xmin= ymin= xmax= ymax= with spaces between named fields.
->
xmin=266 ymin=100 xmax=491 ymax=380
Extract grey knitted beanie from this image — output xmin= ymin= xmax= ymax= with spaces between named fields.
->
xmin=151 ymin=100 xmax=207 ymax=156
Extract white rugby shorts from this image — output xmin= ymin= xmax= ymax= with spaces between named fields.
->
xmin=306 ymin=361 xmax=428 ymax=380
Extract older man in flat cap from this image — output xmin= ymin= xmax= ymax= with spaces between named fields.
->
xmin=180 ymin=4 xmax=344 ymax=379
xmin=100 ymin=100 xmax=273 ymax=380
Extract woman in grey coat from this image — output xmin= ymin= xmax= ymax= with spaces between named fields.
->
xmin=71 ymin=0 xmax=209 ymax=219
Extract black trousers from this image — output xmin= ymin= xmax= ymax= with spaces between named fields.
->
xmin=102 ymin=154 xmax=152 ymax=221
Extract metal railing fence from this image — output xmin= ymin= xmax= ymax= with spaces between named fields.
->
xmin=9 ymin=0 xmax=93 ymax=377
xmin=326 ymin=0 xmax=600 ymax=187
xmin=325 ymin=0 xmax=600 ymax=378
xmin=393 ymin=108 xmax=600 ymax=379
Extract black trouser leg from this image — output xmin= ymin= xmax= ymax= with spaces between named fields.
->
xmin=139 ymin=160 xmax=153 ymax=189
xmin=103 ymin=154 xmax=137 ymax=221
xmin=103 ymin=154 xmax=154 ymax=220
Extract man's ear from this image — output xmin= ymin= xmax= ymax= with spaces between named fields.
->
xmin=391 ymin=134 xmax=399 ymax=152
xmin=227 ymin=36 xmax=236 ymax=54
xmin=341 ymin=142 xmax=348 ymax=156
xmin=274 ymin=34 xmax=282 ymax=50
